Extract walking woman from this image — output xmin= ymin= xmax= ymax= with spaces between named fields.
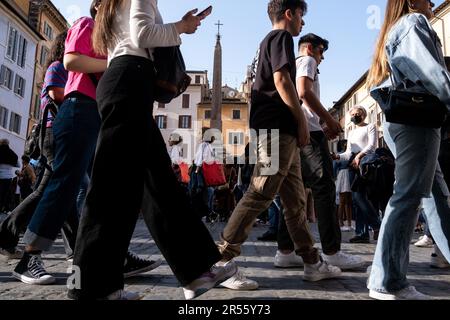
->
xmin=367 ymin=0 xmax=450 ymax=299
xmin=334 ymin=106 xmax=381 ymax=243
xmin=70 ymin=0 xmax=236 ymax=300
xmin=12 ymin=1 xmax=106 ymax=285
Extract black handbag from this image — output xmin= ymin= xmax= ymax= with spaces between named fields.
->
xmin=152 ymin=46 xmax=191 ymax=104
xmin=371 ymin=74 xmax=448 ymax=129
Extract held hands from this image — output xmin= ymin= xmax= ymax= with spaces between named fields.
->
xmin=176 ymin=8 xmax=209 ymax=35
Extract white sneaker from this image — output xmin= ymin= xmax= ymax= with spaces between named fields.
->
xmin=183 ymin=260 xmax=237 ymax=300
xmin=105 ymin=289 xmax=142 ymax=300
xmin=369 ymin=286 xmax=431 ymax=300
xmin=219 ymin=269 xmax=259 ymax=290
xmin=340 ymin=226 xmax=353 ymax=232
xmin=303 ymin=260 xmax=341 ymax=282
xmin=322 ymin=251 xmax=365 ymax=270
xmin=431 ymin=246 xmax=450 ymax=269
xmin=414 ymin=235 xmax=433 ymax=247
xmin=274 ymin=251 xmax=304 ymax=268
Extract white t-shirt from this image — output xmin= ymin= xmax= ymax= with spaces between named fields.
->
xmin=169 ymin=144 xmax=183 ymax=165
xmin=0 ymin=164 xmax=15 ymax=179
xmin=339 ymin=123 xmax=377 ymax=161
xmin=296 ymin=56 xmax=322 ymax=132
xmin=194 ymin=142 xmax=215 ymax=167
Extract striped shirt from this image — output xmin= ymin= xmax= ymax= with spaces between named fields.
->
xmin=40 ymin=61 xmax=67 ymax=126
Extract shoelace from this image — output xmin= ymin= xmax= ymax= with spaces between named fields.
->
xmin=27 ymin=255 xmax=49 ymax=278
xmin=126 ymin=251 xmax=148 ymax=265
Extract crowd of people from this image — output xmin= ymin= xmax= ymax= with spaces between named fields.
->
xmin=0 ymin=0 xmax=449 ymax=301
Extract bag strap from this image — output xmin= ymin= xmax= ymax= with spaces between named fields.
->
xmin=88 ymin=73 xmax=99 ymax=87
xmin=37 ymin=99 xmax=58 ymax=173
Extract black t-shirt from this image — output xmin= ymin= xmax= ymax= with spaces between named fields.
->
xmin=250 ymin=30 xmax=298 ymax=137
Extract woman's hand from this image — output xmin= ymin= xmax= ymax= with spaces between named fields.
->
xmin=351 ymin=155 xmax=361 ymax=169
xmin=176 ymin=9 xmax=202 ymax=35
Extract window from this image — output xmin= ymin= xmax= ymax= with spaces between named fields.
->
xmin=0 ymin=65 xmax=14 ymax=89
xmin=6 ymin=26 xmax=18 ymax=61
xmin=43 ymin=21 xmax=53 ymax=40
xmin=195 ymin=75 xmax=201 ymax=84
xmin=228 ymin=132 xmax=244 ymax=145
xmin=232 ymin=110 xmax=241 ymax=120
xmin=204 ymin=110 xmax=211 ymax=119
xmin=182 ymin=94 xmax=190 ymax=108
xmin=0 ymin=106 xmax=8 ymax=128
xmin=179 ymin=115 xmax=191 ymax=129
xmin=155 ymin=115 xmax=167 ymax=129
xmin=14 ymin=75 xmax=26 ymax=97
xmin=40 ymin=46 xmax=49 ymax=66
xmin=33 ymin=94 xmax=41 ymax=120
xmin=16 ymin=35 xmax=27 ymax=68
xmin=9 ymin=112 xmax=21 ymax=134
xmin=158 ymin=102 xmax=165 ymax=109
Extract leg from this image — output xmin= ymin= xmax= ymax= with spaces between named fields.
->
xmin=369 ymin=122 xmax=442 ymax=293
xmin=219 ymin=133 xmax=297 ymax=261
xmin=301 ymin=132 xmax=340 ymax=255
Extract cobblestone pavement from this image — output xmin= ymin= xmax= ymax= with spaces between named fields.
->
xmin=1 ymin=216 xmax=449 ymax=300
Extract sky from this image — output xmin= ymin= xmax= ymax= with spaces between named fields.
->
xmin=51 ymin=0 xmax=445 ymax=109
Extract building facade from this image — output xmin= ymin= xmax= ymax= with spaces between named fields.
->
xmin=153 ymin=70 xmax=209 ymax=163
xmin=0 ymin=0 xmax=43 ymax=157
xmin=198 ymin=85 xmax=250 ymax=158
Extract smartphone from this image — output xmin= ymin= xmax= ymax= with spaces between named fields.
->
xmin=197 ymin=5 xmax=212 ymax=17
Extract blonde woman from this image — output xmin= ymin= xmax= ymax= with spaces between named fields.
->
xmin=367 ymin=0 xmax=450 ymax=299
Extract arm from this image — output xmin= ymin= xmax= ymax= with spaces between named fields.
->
xmin=64 ymin=53 xmax=107 ymax=74
xmin=274 ymin=68 xmax=310 ymax=147
xmin=130 ymin=0 xmax=201 ymax=49
xmin=297 ymin=76 xmax=341 ymax=138
xmin=337 ymin=134 xmax=353 ymax=161
xmin=47 ymin=87 xmax=65 ymax=104
xmin=392 ymin=14 xmax=450 ymax=109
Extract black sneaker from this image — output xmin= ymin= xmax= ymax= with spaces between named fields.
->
xmin=12 ymin=252 xmax=55 ymax=285
xmin=349 ymin=235 xmax=370 ymax=244
xmin=257 ymin=231 xmax=277 ymax=241
xmin=123 ymin=251 xmax=162 ymax=278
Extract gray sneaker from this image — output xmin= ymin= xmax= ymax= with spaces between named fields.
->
xmin=183 ymin=260 xmax=237 ymax=300
xmin=303 ymin=260 xmax=341 ymax=282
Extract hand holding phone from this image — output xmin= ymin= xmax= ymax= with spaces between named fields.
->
xmin=197 ymin=5 xmax=212 ymax=18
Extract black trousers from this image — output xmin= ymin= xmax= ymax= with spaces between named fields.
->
xmin=278 ymin=131 xmax=341 ymax=255
xmin=72 ymin=55 xmax=221 ymax=299
xmin=0 ymin=129 xmax=78 ymax=253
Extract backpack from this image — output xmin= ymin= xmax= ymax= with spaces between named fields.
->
xmin=24 ymin=123 xmax=41 ymax=160
xmin=152 ymin=46 xmax=191 ymax=103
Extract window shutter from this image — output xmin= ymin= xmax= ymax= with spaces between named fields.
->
xmin=0 ymin=66 xmax=5 ymax=85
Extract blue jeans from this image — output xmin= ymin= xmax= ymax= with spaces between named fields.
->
xmin=368 ymin=122 xmax=450 ymax=293
xmin=23 ymin=94 xmax=100 ymax=250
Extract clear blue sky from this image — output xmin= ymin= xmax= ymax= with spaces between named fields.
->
xmin=52 ymin=0 xmax=445 ymax=108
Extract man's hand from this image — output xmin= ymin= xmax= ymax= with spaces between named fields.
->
xmin=297 ymin=126 xmax=310 ymax=148
xmin=324 ymin=118 xmax=342 ymax=140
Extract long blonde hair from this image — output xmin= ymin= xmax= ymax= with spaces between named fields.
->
xmin=92 ymin=0 xmax=124 ymax=56
xmin=367 ymin=0 xmax=417 ymax=88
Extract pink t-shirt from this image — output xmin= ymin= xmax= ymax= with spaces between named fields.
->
xmin=64 ymin=17 xmax=106 ymax=101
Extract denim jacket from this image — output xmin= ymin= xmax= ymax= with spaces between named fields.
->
xmin=372 ymin=13 xmax=450 ymax=111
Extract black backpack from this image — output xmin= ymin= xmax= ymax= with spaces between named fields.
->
xmin=152 ymin=46 xmax=191 ymax=103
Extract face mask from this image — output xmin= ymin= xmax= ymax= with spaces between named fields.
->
xmin=351 ymin=116 xmax=363 ymax=125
